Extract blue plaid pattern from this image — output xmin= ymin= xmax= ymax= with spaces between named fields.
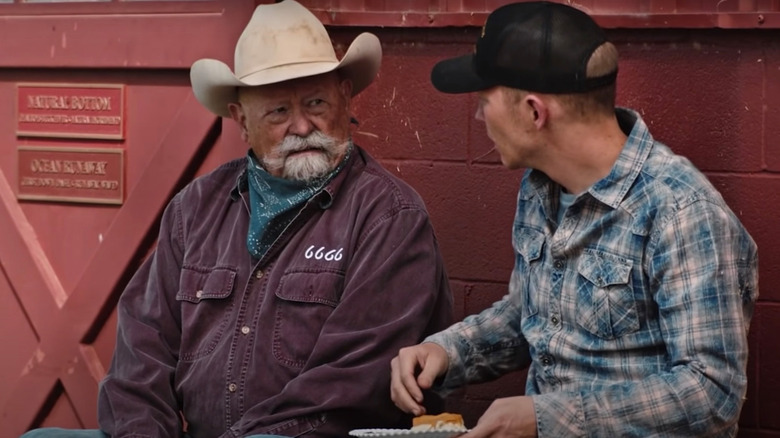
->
xmin=427 ymin=109 xmax=758 ymax=437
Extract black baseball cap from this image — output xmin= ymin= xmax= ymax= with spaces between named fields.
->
xmin=431 ymin=1 xmax=617 ymax=94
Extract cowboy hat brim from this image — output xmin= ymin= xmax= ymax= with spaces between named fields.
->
xmin=191 ymin=32 xmax=381 ymax=118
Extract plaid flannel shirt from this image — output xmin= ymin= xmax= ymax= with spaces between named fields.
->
xmin=427 ymin=108 xmax=758 ymax=437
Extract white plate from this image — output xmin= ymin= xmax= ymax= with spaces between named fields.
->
xmin=349 ymin=428 xmax=467 ymax=438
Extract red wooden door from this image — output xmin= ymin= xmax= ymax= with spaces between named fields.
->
xmin=0 ymin=1 xmax=257 ymax=435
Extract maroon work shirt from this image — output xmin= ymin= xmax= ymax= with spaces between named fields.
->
xmin=98 ymin=146 xmax=453 ymax=438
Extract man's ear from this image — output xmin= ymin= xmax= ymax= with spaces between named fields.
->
xmin=227 ymin=101 xmax=243 ymax=124
xmin=525 ymin=95 xmax=548 ymax=130
xmin=227 ymin=102 xmax=249 ymax=143
xmin=340 ymin=78 xmax=353 ymax=102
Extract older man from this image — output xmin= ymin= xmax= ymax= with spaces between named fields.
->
xmin=391 ymin=2 xmax=758 ymax=437
xmin=22 ymin=1 xmax=452 ymax=437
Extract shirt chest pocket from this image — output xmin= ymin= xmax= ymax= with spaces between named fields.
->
xmin=575 ymin=250 xmax=638 ymax=339
xmin=273 ymin=269 xmax=343 ymax=370
xmin=176 ymin=267 xmax=237 ymax=362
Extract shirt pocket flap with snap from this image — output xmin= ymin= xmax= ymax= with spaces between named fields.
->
xmin=578 ymin=251 xmax=632 ymax=287
xmin=275 ymin=270 xmax=343 ymax=307
xmin=177 ymin=267 xmax=237 ymax=303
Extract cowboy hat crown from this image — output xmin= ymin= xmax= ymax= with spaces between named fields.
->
xmin=190 ymin=0 xmax=381 ymax=117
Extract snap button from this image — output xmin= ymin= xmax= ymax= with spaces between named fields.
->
xmin=241 ymin=326 xmax=250 ymax=335
xmin=554 ymin=259 xmax=564 ymax=269
xmin=228 ymin=383 xmax=237 ymax=392
xmin=195 ymin=290 xmax=203 ymax=299
xmin=255 ymin=270 xmax=264 ymax=279
xmin=551 ymin=315 xmax=560 ymax=325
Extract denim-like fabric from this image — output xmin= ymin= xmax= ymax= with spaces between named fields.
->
xmin=427 ymin=109 xmax=758 ymax=437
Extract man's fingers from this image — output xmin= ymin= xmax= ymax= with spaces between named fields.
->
xmin=416 ymin=353 xmax=444 ymax=389
xmin=390 ymin=344 xmax=449 ymax=416
xmin=415 ymin=343 xmax=448 ymax=389
xmin=404 ymin=352 xmax=427 ymax=402
xmin=390 ymin=355 xmax=426 ymax=415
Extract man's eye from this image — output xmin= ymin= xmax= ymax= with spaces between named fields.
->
xmin=308 ymin=99 xmax=325 ymax=107
xmin=271 ymin=106 xmax=288 ymax=114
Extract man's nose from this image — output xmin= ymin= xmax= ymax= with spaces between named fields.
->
xmin=288 ymin=108 xmax=314 ymax=137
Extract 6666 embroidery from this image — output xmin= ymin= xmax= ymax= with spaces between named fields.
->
xmin=305 ymin=245 xmax=343 ymax=261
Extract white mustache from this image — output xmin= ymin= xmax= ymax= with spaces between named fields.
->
xmin=278 ymin=131 xmax=335 ymax=155
xmin=262 ymin=131 xmax=337 ymax=171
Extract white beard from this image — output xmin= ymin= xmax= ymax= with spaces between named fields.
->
xmin=282 ymin=152 xmax=333 ymax=182
xmin=262 ymin=131 xmax=349 ymax=183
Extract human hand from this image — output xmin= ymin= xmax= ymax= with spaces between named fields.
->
xmin=461 ymin=396 xmax=537 ymax=438
xmin=390 ymin=342 xmax=449 ymax=416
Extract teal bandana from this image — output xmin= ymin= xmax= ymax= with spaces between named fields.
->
xmin=245 ymin=145 xmax=351 ymax=259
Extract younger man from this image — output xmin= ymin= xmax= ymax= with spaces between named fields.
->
xmin=391 ymin=2 xmax=758 ymax=437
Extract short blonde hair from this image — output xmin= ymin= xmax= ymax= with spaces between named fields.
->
xmin=556 ymin=42 xmax=619 ymax=120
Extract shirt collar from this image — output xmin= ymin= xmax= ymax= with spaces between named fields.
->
xmin=588 ymin=108 xmax=654 ymax=208
xmin=522 ymin=108 xmax=654 ymax=210
xmin=229 ymin=168 xmax=248 ymax=201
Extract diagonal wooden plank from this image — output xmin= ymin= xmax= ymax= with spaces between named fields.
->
xmin=55 ymin=346 xmax=107 ymax=428
xmin=0 ymin=170 xmax=64 ymax=324
xmin=2 ymin=93 xmax=220 ymax=435
xmin=0 ymin=169 xmax=68 ymax=428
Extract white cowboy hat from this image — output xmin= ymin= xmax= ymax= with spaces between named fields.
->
xmin=190 ymin=0 xmax=382 ymax=117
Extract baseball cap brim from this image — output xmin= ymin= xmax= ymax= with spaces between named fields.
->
xmin=430 ymin=53 xmax=495 ymax=94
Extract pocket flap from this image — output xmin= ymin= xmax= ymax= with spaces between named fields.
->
xmin=177 ymin=267 xmax=237 ymax=303
xmin=275 ymin=270 xmax=343 ymax=307
xmin=578 ymin=250 xmax=632 ymax=287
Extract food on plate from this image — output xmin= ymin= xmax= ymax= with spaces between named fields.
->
xmin=411 ymin=412 xmax=466 ymax=432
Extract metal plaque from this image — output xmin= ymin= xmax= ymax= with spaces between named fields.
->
xmin=16 ymin=83 xmax=125 ymax=140
xmin=17 ymin=146 xmax=124 ymax=205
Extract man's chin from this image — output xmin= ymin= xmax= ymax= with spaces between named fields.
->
xmin=287 ymin=148 xmax=324 ymax=159
xmin=282 ymin=156 xmax=333 ymax=182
